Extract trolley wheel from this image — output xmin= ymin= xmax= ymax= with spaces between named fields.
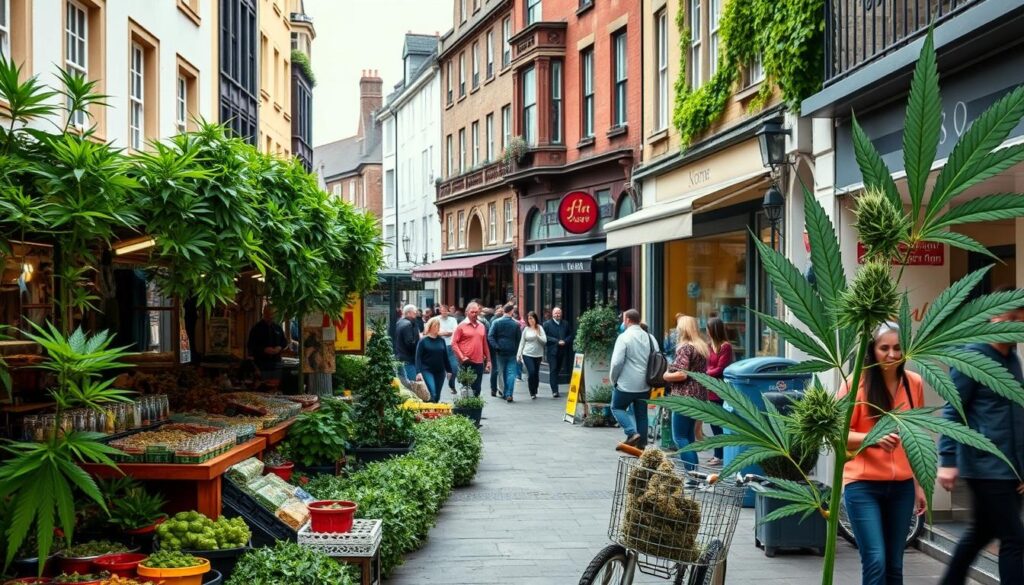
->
xmin=579 ymin=544 xmax=630 ymax=585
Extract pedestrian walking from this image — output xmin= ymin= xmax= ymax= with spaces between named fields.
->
xmin=661 ymin=315 xmax=708 ymax=468
xmin=517 ymin=311 xmax=547 ymax=399
xmin=488 ymin=303 xmax=522 ymax=402
xmin=704 ymin=317 xmax=733 ymax=466
xmin=609 ymin=309 xmax=660 ymax=447
xmin=393 ymin=304 xmax=420 ymax=387
xmin=414 ymin=308 xmax=425 ymax=335
xmin=543 ymin=306 xmax=573 ymax=398
xmin=839 ymin=321 xmax=926 ymax=585
xmin=415 ymin=317 xmax=452 ymax=403
xmin=437 ymin=304 xmax=460 ymax=393
xmin=487 ymin=305 xmax=505 ymax=397
xmin=451 ymin=302 xmax=492 ymax=397
xmin=938 ymin=293 xmax=1024 ymax=585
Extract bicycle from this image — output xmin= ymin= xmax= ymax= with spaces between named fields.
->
xmin=836 ymin=492 xmax=925 ymax=549
xmin=579 ymin=443 xmax=752 ymax=585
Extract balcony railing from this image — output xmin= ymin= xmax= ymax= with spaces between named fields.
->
xmin=437 ymin=160 xmax=508 ymax=200
xmin=825 ymin=0 xmax=979 ymax=84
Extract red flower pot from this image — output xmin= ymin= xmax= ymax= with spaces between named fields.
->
xmin=265 ymin=462 xmax=294 ymax=482
xmin=125 ymin=515 xmax=168 ymax=536
xmin=92 ymin=553 xmax=148 ymax=577
xmin=308 ymin=500 xmax=358 ymax=533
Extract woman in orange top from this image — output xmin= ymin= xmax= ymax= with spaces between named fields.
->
xmin=839 ymin=321 xmax=926 ymax=585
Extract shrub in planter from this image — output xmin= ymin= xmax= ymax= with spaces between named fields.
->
xmin=451 ymin=395 xmax=484 ymax=427
xmin=261 ymin=448 xmax=294 ymax=482
xmin=412 ymin=416 xmax=483 ymax=487
xmin=332 ymin=355 xmax=368 ymax=395
xmin=351 ymin=320 xmax=416 ymax=449
xmin=225 ymin=542 xmax=357 ymax=585
xmin=573 ymin=303 xmax=618 ymax=358
xmin=279 ymin=398 xmax=352 ymax=469
xmin=107 ymin=489 xmax=167 ymax=534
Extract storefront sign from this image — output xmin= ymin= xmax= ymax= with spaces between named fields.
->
xmin=856 ymin=241 xmax=945 ymax=265
xmin=564 ymin=353 xmax=585 ymax=424
xmin=518 ymin=259 xmax=592 ymax=273
xmin=558 ymin=191 xmax=599 ymax=234
xmin=334 ymin=296 xmax=366 ymax=354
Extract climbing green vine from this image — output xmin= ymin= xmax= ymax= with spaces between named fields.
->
xmin=673 ymin=0 xmax=824 ymax=146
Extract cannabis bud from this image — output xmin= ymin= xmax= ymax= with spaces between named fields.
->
xmin=789 ymin=381 xmax=845 ymax=453
xmin=837 ymin=261 xmax=899 ymax=332
xmin=853 ymin=189 xmax=911 ymax=262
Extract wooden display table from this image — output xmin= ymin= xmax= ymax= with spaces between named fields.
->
xmin=256 ymin=403 xmax=320 ymax=448
xmin=80 ymin=437 xmax=266 ymax=518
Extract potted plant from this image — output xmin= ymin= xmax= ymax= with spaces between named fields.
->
xmin=107 ymin=489 xmax=167 ymax=536
xmin=452 ymin=395 xmax=485 ymax=428
xmin=52 ymin=573 xmax=108 ymax=585
xmin=307 ymin=501 xmax=359 ymax=534
xmin=155 ymin=512 xmax=250 ymax=581
xmin=225 ymin=542 xmax=357 ymax=585
xmin=573 ymin=303 xmax=619 ymax=401
xmin=137 ymin=551 xmax=210 ymax=585
xmin=349 ymin=319 xmax=417 ymax=464
xmin=261 ymin=448 xmax=294 ymax=482
xmin=57 ymin=542 xmax=133 ymax=576
xmin=501 ymin=135 xmax=529 ymax=170
xmin=279 ymin=398 xmax=352 ymax=475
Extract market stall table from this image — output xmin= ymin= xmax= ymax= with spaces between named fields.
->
xmin=256 ymin=403 xmax=320 ymax=448
xmin=80 ymin=437 xmax=266 ymax=519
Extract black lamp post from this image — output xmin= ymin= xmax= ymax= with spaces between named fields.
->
xmin=756 ymin=119 xmax=789 ymax=173
xmin=762 ymin=184 xmax=785 ymax=249
xmin=401 ymin=233 xmax=412 ymax=263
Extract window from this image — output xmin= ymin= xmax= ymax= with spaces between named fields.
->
xmin=348 ymin=181 xmax=355 ymax=203
xmin=459 ymin=52 xmax=466 ymax=97
xmin=581 ymin=48 xmax=594 ymax=138
xmin=504 ymin=198 xmax=513 ymax=242
xmin=488 ymin=203 xmax=497 ymax=243
xmin=485 ymin=113 xmax=494 ymax=161
xmin=709 ymin=0 xmax=721 ymax=77
xmin=746 ymin=53 xmax=765 ymax=86
xmin=114 ymin=271 xmax=176 ymax=354
xmin=502 ymin=105 xmax=511 ymax=150
xmin=522 ymin=67 xmax=537 ymax=145
xmin=472 ymin=42 xmax=479 ymax=89
xmin=458 ymin=128 xmax=466 ymax=172
xmin=219 ymin=0 xmax=258 ymax=143
xmin=690 ymin=0 xmax=701 ymax=88
xmin=422 ymin=149 xmax=429 ymax=184
xmin=382 ymin=118 xmax=394 ymax=154
xmin=486 ymin=30 xmax=494 ymax=78
xmin=385 ymin=169 xmax=395 ymax=207
xmin=551 ymin=60 xmax=562 ymax=143
xmin=385 ymin=224 xmax=396 ymax=261
xmin=446 ymin=62 xmax=453 ymax=104
xmin=502 ymin=17 xmax=511 ymax=67
xmin=422 ymin=216 xmax=430 ymax=260
xmin=526 ymin=0 xmax=541 ymax=24
xmin=612 ymin=30 xmax=627 ymax=127
xmin=176 ymin=76 xmax=187 ymax=133
xmin=655 ymin=10 xmax=669 ymax=130
xmin=471 ymin=121 xmax=479 ymax=166
xmin=129 ymin=44 xmax=144 ymax=149
xmin=332 ymin=184 xmax=341 ymax=197
xmin=446 ymin=134 xmax=453 ymax=175
xmin=0 ymin=0 xmax=9 ymax=59
xmin=177 ymin=57 xmax=200 ymax=134
xmin=447 ymin=213 xmax=454 ymax=250
xmin=458 ymin=210 xmax=466 ymax=248
xmin=65 ymin=1 xmax=89 ymax=127
xmin=460 ymin=0 xmax=466 ymax=22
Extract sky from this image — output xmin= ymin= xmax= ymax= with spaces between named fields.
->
xmin=306 ymin=0 xmax=452 ymax=146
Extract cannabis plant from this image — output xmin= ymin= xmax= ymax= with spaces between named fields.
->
xmin=656 ymin=31 xmax=1024 ymax=584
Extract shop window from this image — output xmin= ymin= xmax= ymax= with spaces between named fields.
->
xmin=1 ymin=244 xmax=54 ymax=339
xmin=611 ymin=29 xmax=627 ymax=127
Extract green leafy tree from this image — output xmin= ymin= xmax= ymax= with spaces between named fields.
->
xmin=656 ymin=31 xmax=1024 ymax=584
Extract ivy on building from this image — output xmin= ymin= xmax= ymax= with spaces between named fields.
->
xmin=292 ymin=49 xmax=317 ymax=87
xmin=672 ymin=0 xmax=824 ymax=146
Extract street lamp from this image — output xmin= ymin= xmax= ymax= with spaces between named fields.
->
xmin=401 ymin=233 xmax=412 ymax=263
xmin=756 ymin=119 xmax=789 ymax=173
xmin=762 ymin=184 xmax=785 ymax=249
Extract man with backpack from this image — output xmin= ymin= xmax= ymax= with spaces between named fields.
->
xmin=609 ymin=309 xmax=664 ymax=448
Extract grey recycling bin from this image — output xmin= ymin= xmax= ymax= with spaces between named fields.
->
xmin=722 ymin=357 xmax=813 ymax=507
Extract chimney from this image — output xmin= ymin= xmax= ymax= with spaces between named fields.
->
xmin=357 ymin=69 xmax=383 ymax=140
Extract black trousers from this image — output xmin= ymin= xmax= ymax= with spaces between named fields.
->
xmin=523 ymin=355 xmax=541 ymax=396
xmin=941 ymin=478 xmax=1024 ymax=585
xmin=547 ymin=348 xmax=567 ymax=395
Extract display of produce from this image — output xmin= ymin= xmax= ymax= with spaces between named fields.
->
xmin=280 ymin=394 xmax=319 ymax=408
xmin=221 ymin=393 xmax=301 ymax=422
xmin=60 ymin=542 xmax=130 ymax=558
xmin=98 ymin=577 xmax=160 ymax=585
xmin=139 ymin=551 xmax=204 ymax=569
xmin=123 ymin=370 xmax=228 ymax=414
xmin=54 ymin=573 xmax=109 ymax=584
xmin=225 ymin=458 xmax=265 ymax=485
xmin=108 ymin=425 xmax=236 ymax=464
xmin=21 ymin=397 xmax=169 ymax=441
xmin=156 ymin=512 xmax=250 ymax=551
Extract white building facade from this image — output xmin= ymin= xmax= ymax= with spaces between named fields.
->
xmin=11 ymin=0 xmax=215 ymax=147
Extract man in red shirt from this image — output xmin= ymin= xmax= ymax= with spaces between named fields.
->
xmin=451 ymin=302 xmax=491 ymax=397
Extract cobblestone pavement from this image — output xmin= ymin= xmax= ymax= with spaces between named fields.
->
xmin=388 ymin=375 xmax=970 ymax=585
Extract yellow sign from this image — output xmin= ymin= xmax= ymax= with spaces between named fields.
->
xmin=650 ymin=387 xmax=665 ymax=399
xmin=333 ymin=296 xmax=365 ymax=354
xmin=564 ymin=353 xmax=585 ymax=424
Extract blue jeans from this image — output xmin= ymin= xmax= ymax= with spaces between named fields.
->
xmin=671 ymin=412 xmax=700 ymax=469
xmin=398 ymin=362 xmax=417 ymax=387
xmin=446 ymin=345 xmax=459 ymax=390
xmin=495 ymin=354 xmax=518 ymax=399
xmin=843 ymin=479 xmax=916 ymax=585
xmin=420 ymin=368 xmax=446 ymax=403
xmin=610 ymin=388 xmax=650 ymax=440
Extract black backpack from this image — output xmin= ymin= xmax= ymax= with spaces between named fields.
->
xmin=645 ymin=333 xmax=669 ymax=388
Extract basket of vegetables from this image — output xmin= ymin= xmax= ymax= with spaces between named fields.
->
xmin=154 ymin=512 xmax=250 ymax=579
xmin=136 ymin=552 xmax=209 ymax=585
xmin=58 ymin=542 xmax=134 ymax=576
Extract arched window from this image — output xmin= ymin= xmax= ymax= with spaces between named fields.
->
xmin=616 ymin=192 xmax=636 ymax=219
xmin=526 ymin=208 xmax=545 ymax=242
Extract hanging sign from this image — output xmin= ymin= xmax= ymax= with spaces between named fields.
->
xmin=558 ymin=191 xmax=599 ymax=234
xmin=334 ymin=296 xmax=366 ymax=354
xmin=564 ymin=353 xmax=585 ymax=424
xmin=856 ymin=241 xmax=944 ymax=266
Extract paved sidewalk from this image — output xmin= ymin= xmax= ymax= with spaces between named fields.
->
xmin=388 ymin=375 xmax=969 ymax=585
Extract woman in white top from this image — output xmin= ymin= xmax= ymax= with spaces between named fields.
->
xmin=517 ymin=311 xmax=548 ymax=399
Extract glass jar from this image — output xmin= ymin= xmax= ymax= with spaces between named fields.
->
xmin=22 ymin=415 xmax=39 ymax=441
xmin=133 ymin=401 xmax=143 ymax=428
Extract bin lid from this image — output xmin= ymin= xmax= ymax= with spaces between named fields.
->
xmin=723 ymin=357 xmax=811 ymax=380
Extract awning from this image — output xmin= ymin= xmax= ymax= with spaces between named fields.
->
xmin=604 ymin=170 xmax=769 ymax=250
xmin=517 ymin=242 xmax=607 ymax=274
xmin=411 ymin=251 xmax=509 ymax=280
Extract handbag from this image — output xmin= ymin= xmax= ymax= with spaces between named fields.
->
xmin=645 ymin=333 xmax=669 ymax=388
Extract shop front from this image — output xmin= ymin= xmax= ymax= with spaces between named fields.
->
xmin=411 ymin=249 xmax=514 ymax=310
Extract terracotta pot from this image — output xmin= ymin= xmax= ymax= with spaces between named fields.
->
xmin=308 ymin=500 xmax=358 ymax=533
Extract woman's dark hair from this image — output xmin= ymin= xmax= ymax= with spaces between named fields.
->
xmin=863 ymin=328 xmax=910 ymax=415
xmin=706 ymin=317 xmax=728 ymax=348
xmin=527 ymin=311 xmax=540 ymax=328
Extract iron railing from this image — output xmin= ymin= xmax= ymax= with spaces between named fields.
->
xmin=825 ymin=0 xmax=981 ymax=84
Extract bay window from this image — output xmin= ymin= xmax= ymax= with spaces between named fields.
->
xmin=551 ymin=60 xmax=562 ymax=144
xmin=522 ymin=66 xmax=537 ymax=145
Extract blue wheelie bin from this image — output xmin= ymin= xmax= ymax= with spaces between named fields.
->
xmin=722 ymin=357 xmax=813 ymax=506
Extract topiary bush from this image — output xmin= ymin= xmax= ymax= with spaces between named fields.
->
xmin=573 ymin=302 xmax=619 ymax=357
xmin=226 ymin=541 xmax=357 ymax=585
xmin=351 ymin=318 xmax=416 ymax=448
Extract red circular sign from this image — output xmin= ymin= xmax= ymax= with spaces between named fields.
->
xmin=558 ymin=191 xmax=599 ymax=234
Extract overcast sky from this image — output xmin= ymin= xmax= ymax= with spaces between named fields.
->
xmin=306 ymin=0 xmax=452 ymax=146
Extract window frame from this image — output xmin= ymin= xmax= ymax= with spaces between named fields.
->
xmin=526 ymin=0 xmax=541 ymax=25
xmin=129 ymin=42 xmax=144 ymax=150
xmin=522 ymin=66 xmax=537 ymax=146
xmin=486 ymin=29 xmax=494 ymax=79
xmin=485 ymin=113 xmax=494 ymax=161
xmin=581 ymin=48 xmax=594 ymax=139
xmin=551 ymin=60 xmax=563 ymax=144
xmin=65 ymin=0 xmax=89 ymax=128
xmin=501 ymin=17 xmax=511 ymax=67
xmin=176 ymin=55 xmax=199 ymax=134
xmin=385 ymin=168 xmax=396 ymax=207
xmin=472 ymin=41 xmax=479 ymax=89
xmin=458 ymin=210 xmax=466 ymax=248
xmin=504 ymin=198 xmax=513 ymax=242
xmin=612 ymin=30 xmax=627 ymax=127
xmin=747 ymin=53 xmax=765 ymax=87
xmin=488 ymin=202 xmax=497 ymax=244
xmin=458 ymin=128 xmax=466 ymax=172
xmin=0 ymin=0 xmax=9 ymax=60
xmin=459 ymin=52 xmax=466 ymax=97
xmin=690 ymin=0 xmax=702 ymax=88
xmin=655 ymin=10 xmax=669 ymax=131
xmin=446 ymin=61 xmax=453 ymax=104
xmin=709 ymin=0 xmax=721 ymax=77
xmin=460 ymin=0 xmax=467 ymax=22
xmin=471 ymin=120 xmax=480 ymax=166
xmin=447 ymin=213 xmax=455 ymax=250
xmin=446 ymin=134 xmax=453 ymax=175
xmin=501 ymin=105 xmax=511 ymax=151
xmin=176 ymin=75 xmax=187 ymax=133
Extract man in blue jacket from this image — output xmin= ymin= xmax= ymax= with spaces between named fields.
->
xmin=488 ymin=304 xmax=522 ymax=402
xmin=938 ymin=297 xmax=1024 ymax=585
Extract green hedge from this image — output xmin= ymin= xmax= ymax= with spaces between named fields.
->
xmin=305 ymin=416 xmax=482 ymax=576
xmin=226 ymin=541 xmax=358 ymax=585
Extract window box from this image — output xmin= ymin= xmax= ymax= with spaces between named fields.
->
xmin=606 ymin=125 xmax=627 ymax=139
xmin=577 ymin=136 xmax=595 ymax=149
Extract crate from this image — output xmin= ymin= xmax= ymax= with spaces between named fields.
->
xmin=145 ymin=451 xmax=175 ymax=464
xmin=221 ymin=477 xmax=297 ymax=546
xmin=113 ymin=450 xmax=145 ymax=463
xmin=297 ymin=520 xmax=382 ymax=558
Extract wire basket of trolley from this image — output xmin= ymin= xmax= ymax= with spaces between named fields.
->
xmin=580 ymin=443 xmax=748 ymax=585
